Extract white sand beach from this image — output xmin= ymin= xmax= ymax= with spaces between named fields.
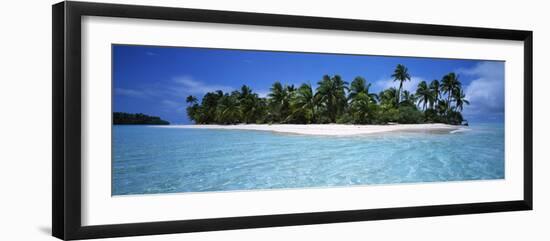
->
xmin=158 ymin=123 xmax=463 ymax=136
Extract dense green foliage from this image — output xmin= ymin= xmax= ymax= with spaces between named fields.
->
xmin=113 ymin=112 xmax=170 ymax=125
xmin=186 ymin=65 xmax=469 ymax=125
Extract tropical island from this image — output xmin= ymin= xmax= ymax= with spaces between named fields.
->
xmin=113 ymin=112 xmax=170 ymax=125
xmin=184 ymin=65 xmax=469 ymax=127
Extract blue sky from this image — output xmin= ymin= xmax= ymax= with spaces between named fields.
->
xmin=113 ymin=45 xmax=504 ymax=124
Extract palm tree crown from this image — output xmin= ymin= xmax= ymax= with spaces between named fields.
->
xmin=268 ymin=81 xmax=292 ymax=122
xmin=454 ymin=89 xmax=470 ymax=111
xmin=379 ymin=87 xmax=399 ymax=108
xmin=400 ymin=90 xmax=417 ymax=106
xmin=391 ymin=64 xmax=411 ymax=104
xmin=290 ymin=83 xmax=317 ymax=123
xmin=315 ymin=75 xmax=348 ymax=123
xmin=441 ymin=73 xmax=461 ymax=109
xmin=349 ymin=76 xmax=378 ymax=103
xmin=186 ymin=95 xmax=198 ymax=105
xmin=416 ymin=81 xmax=433 ymax=111
xmin=429 ymin=79 xmax=440 ymax=109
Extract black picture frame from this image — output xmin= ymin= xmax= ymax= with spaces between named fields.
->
xmin=52 ymin=1 xmax=533 ymax=240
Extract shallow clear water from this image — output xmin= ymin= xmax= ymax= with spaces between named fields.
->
xmin=112 ymin=123 xmax=504 ymax=195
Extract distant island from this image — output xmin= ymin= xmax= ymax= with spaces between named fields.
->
xmin=185 ymin=64 xmax=469 ymax=126
xmin=113 ymin=112 xmax=170 ymax=125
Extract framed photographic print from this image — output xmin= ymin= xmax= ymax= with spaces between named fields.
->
xmin=52 ymin=1 xmax=533 ymax=240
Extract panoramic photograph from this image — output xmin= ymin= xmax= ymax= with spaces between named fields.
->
xmin=112 ymin=45 xmax=505 ymax=196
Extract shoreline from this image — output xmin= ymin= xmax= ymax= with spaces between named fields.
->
xmin=156 ymin=123 xmax=464 ymax=136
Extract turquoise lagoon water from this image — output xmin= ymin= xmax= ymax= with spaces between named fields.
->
xmin=112 ymin=123 xmax=504 ymax=195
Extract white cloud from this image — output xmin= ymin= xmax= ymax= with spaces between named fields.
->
xmin=161 ymin=99 xmax=186 ymax=113
xmin=114 ymin=87 xmax=161 ymax=98
xmin=459 ymin=62 xmax=504 ymax=116
xmin=114 ymin=88 xmax=146 ymax=98
xmin=458 ymin=61 xmax=503 ymax=80
xmin=115 ymin=76 xmax=234 ymax=101
xmin=115 ymin=75 xmax=236 ymax=124
xmin=161 ymin=99 xmax=179 ymax=107
xmin=173 ymin=76 xmax=233 ymax=95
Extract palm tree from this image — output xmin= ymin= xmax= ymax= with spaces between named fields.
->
xmin=441 ymin=73 xmax=461 ymax=110
xmin=315 ymin=75 xmax=348 ymax=123
xmin=290 ymin=83 xmax=317 ymax=123
xmin=391 ymin=64 xmax=411 ymax=104
xmin=216 ymin=92 xmax=241 ymax=124
xmin=286 ymin=84 xmax=296 ymax=93
xmin=436 ymin=100 xmax=448 ymax=116
xmin=349 ymin=76 xmax=378 ymax=103
xmin=183 ymin=71 xmax=469 ymax=125
xmin=268 ymin=81 xmax=290 ymax=122
xmin=349 ymin=92 xmax=372 ymax=124
xmin=429 ymin=79 xmax=440 ymax=109
xmin=400 ymin=90 xmax=417 ymax=106
xmin=379 ymin=87 xmax=399 ymax=107
xmin=200 ymin=90 xmax=224 ymax=123
xmin=239 ymin=85 xmax=252 ymax=98
xmin=186 ymin=95 xmax=198 ymax=105
xmin=454 ymin=89 xmax=470 ymax=111
xmin=415 ymin=81 xmax=432 ymax=111
xmin=185 ymin=95 xmax=200 ymax=123
xmin=285 ymin=84 xmax=297 ymax=121
xmin=238 ymin=85 xmax=259 ymax=123
xmin=268 ymin=82 xmax=286 ymax=103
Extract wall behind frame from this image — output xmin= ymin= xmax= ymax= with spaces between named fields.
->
xmin=0 ymin=0 xmax=547 ymax=240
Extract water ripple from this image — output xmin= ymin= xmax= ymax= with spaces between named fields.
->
xmin=112 ymin=124 xmax=505 ymax=195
